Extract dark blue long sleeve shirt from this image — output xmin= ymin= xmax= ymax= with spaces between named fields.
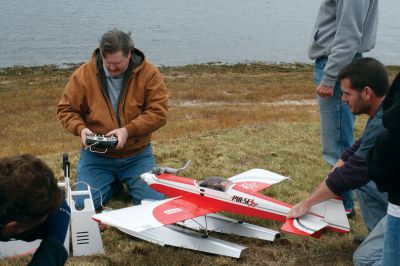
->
xmin=326 ymin=106 xmax=386 ymax=196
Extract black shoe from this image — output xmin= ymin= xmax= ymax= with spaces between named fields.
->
xmin=353 ymin=235 xmax=366 ymax=245
xmin=346 ymin=209 xmax=356 ymax=219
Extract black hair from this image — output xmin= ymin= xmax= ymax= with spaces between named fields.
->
xmin=0 ymin=154 xmax=61 ymax=224
xmin=338 ymin=57 xmax=389 ymax=97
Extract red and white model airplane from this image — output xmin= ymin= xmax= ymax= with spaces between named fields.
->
xmin=93 ymin=163 xmax=350 ymax=239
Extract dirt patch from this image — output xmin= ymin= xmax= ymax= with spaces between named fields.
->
xmin=170 ymin=99 xmax=317 ymax=107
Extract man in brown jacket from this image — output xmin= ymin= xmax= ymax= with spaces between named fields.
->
xmin=57 ymin=29 xmax=167 ymax=209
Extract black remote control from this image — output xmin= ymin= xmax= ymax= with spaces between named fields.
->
xmin=85 ymin=135 xmax=118 ymax=149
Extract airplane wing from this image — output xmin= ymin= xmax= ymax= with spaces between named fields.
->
xmin=228 ymin=168 xmax=289 ymax=192
xmin=92 ymin=194 xmax=222 ymax=233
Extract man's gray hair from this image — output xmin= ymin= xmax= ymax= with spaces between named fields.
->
xmin=99 ymin=29 xmax=134 ymax=58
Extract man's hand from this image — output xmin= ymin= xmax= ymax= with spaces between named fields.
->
xmin=288 ymin=181 xmax=337 ymax=219
xmin=106 ymin=128 xmax=128 ymax=149
xmin=329 ymin=159 xmax=345 ymax=174
xmin=80 ymin=128 xmax=94 ymax=146
xmin=317 ymin=84 xmax=334 ymax=97
xmin=287 ymin=200 xmax=310 ymax=218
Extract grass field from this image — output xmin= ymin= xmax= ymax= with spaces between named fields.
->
xmin=1 ymin=63 xmax=399 ymax=265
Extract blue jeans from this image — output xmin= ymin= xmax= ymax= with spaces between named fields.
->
xmin=357 ymin=181 xmax=388 ymax=231
xmin=382 ymin=214 xmax=400 ymax=266
xmin=353 ymin=182 xmax=388 ymax=266
xmin=353 ymin=215 xmax=386 ymax=266
xmin=315 ymin=57 xmax=355 ymax=210
xmin=75 ymin=144 xmax=163 ymax=209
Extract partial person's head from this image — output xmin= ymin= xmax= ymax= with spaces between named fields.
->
xmin=0 ymin=154 xmax=62 ymax=238
xmin=99 ymin=29 xmax=134 ymax=77
xmin=338 ymin=57 xmax=389 ymax=116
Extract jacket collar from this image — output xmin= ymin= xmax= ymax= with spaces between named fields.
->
xmin=92 ymin=48 xmax=145 ymax=75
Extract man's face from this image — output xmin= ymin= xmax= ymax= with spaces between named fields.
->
xmin=341 ymin=78 xmax=370 ymax=115
xmin=102 ymin=50 xmax=131 ymax=77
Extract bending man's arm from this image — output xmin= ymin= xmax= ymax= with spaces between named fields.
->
xmin=29 ymin=200 xmax=71 ymax=266
xmin=289 ymin=154 xmax=369 ymax=218
xmin=28 ymin=237 xmax=68 ymax=266
xmin=288 ymin=177 xmax=336 ymax=218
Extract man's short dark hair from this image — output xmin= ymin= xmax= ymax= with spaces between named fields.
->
xmin=338 ymin=57 xmax=389 ymax=97
xmin=99 ymin=29 xmax=134 ymax=58
xmin=0 ymin=154 xmax=62 ymax=224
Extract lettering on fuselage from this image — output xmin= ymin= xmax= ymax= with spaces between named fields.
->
xmin=231 ymin=195 xmax=258 ymax=207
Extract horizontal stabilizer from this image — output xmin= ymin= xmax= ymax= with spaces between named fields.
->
xmin=282 ymin=198 xmax=350 ymax=237
xmin=310 ymin=198 xmax=350 ymax=233
xmin=281 ymin=214 xmax=328 ymax=237
xmin=229 ymin=168 xmax=289 ymax=192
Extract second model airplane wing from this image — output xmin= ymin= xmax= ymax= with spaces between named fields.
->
xmin=92 ymin=194 xmax=223 ymax=233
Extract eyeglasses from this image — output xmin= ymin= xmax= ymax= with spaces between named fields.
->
xmin=104 ymin=58 xmax=127 ymax=68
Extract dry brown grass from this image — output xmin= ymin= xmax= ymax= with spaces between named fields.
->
xmin=0 ymin=63 xmax=399 ymax=265
xmin=0 ymin=63 xmax=318 ymax=157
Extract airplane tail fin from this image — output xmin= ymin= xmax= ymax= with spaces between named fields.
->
xmin=281 ymin=198 xmax=350 ymax=237
xmin=310 ymin=198 xmax=350 ymax=233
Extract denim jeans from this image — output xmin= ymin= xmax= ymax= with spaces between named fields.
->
xmin=356 ymin=181 xmax=388 ymax=231
xmin=353 ymin=215 xmax=386 ymax=266
xmin=353 ymin=182 xmax=388 ymax=266
xmin=314 ymin=57 xmax=355 ymax=210
xmin=75 ymin=144 xmax=163 ymax=210
xmin=382 ymin=211 xmax=400 ymax=266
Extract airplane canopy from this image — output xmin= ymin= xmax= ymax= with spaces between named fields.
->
xmin=196 ymin=176 xmax=233 ymax=192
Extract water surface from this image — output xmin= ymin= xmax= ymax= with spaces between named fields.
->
xmin=0 ymin=0 xmax=398 ymax=67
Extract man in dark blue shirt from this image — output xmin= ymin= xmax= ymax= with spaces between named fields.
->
xmin=288 ymin=58 xmax=389 ymax=266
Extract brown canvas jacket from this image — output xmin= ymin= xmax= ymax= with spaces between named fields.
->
xmin=57 ymin=48 xmax=168 ymax=158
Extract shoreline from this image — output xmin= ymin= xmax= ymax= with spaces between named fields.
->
xmin=0 ymin=61 xmax=311 ymax=70
xmin=1 ymin=61 xmax=399 ymax=73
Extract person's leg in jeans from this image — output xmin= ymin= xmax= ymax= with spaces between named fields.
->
xmin=315 ymin=58 xmax=355 ymax=211
xmin=353 ymin=215 xmax=386 ymax=266
xmin=75 ymin=148 xmax=117 ymax=210
xmin=356 ymin=181 xmax=388 ymax=231
xmin=382 ymin=212 xmax=400 ymax=266
xmin=118 ymin=144 xmax=164 ymax=204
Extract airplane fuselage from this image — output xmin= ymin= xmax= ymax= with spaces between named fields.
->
xmin=142 ymin=173 xmax=292 ymax=223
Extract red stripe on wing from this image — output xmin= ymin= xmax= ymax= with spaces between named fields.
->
xmin=152 ymin=194 xmax=222 ymax=225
